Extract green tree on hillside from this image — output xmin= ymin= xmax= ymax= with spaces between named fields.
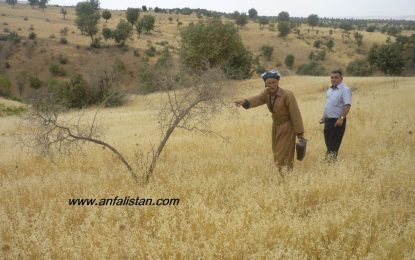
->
xmin=346 ymin=60 xmax=372 ymax=76
xmin=112 ymin=19 xmax=133 ymax=46
xmin=278 ymin=21 xmax=291 ymax=37
xmin=277 ymin=11 xmax=290 ymax=22
xmin=126 ymin=8 xmax=140 ymax=26
xmin=180 ymin=19 xmax=253 ymax=79
xmin=140 ymin=15 xmax=156 ymax=33
xmin=60 ymin=7 xmax=67 ymax=20
xmin=28 ymin=0 xmax=38 ymax=9
xmin=368 ymin=43 xmax=406 ymax=75
xmin=235 ymin=12 xmax=248 ymax=29
xmin=75 ymin=1 xmax=101 ymax=43
xmin=354 ymin=32 xmax=364 ymax=47
xmin=248 ymin=8 xmax=258 ymax=19
xmin=39 ymin=0 xmax=48 ymax=11
xmin=258 ymin=17 xmax=269 ymax=29
xmin=6 ymin=0 xmax=17 ymax=8
xmin=261 ymin=45 xmax=273 ymax=61
xmin=307 ymin=14 xmax=319 ymax=28
xmin=326 ymin=39 xmax=335 ymax=50
xmin=102 ymin=10 xmax=112 ymax=23
xmin=285 ymin=54 xmax=295 ymax=69
xmin=102 ymin=27 xmax=112 ymax=44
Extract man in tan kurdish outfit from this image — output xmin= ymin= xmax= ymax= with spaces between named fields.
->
xmin=235 ymin=70 xmax=305 ymax=170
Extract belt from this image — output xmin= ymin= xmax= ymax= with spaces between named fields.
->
xmin=272 ymin=114 xmax=290 ymax=126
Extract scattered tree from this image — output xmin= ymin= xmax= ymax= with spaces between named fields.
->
xmin=39 ymin=0 xmax=48 ymax=11
xmin=368 ymin=43 xmax=406 ymax=75
xmin=75 ymin=1 xmax=101 ymax=43
xmin=326 ymin=39 xmax=335 ymax=50
xmin=112 ymin=19 xmax=133 ymax=46
xmin=126 ymin=8 xmax=140 ymax=26
xmin=285 ymin=54 xmax=295 ymax=69
xmin=354 ymin=32 xmax=364 ymax=47
xmin=28 ymin=0 xmax=38 ymax=9
xmin=248 ymin=8 xmax=258 ymax=19
xmin=346 ymin=60 xmax=372 ymax=76
xmin=235 ymin=12 xmax=248 ymax=29
xmin=180 ymin=19 xmax=253 ymax=79
xmin=261 ymin=45 xmax=273 ymax=61
xmin=307 ymin=14 xmax=319 ymax=28
xmin=102 ymin=10 xmax=112 ymax=23
xmin=60 ymin=7 xmax=67 ymax=20
xmin=140 ymin=15 xmax=156 ymax=33
xmin=102 ymin=27 xmax=112 ymax=43
xmin=258 ymin=17 xmax=269 ymax=29
xmin=22 ymin=67 xmax=230 ymax=184
xmin=6 ymin=0 xmax=17 ymax=8
xmin=277 ymin=21 xmax=291 ymax=37
xmin=277 ymin=11 xmax=290 ymax=22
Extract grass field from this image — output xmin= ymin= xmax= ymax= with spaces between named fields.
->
xmin=1 ymin=76 xmax=414 ymax=258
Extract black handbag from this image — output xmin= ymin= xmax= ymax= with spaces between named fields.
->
xmin=296 ymin=138 xmax=307 ymax=161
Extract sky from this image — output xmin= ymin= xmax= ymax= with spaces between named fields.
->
xmin=48 ymin=0 xmax=415 ymax=19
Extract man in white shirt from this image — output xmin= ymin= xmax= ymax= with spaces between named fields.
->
xmin=320 ymin=70 xmax=352 ymax=161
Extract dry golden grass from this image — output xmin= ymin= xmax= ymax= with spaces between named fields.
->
xmin=1 ymin=76 xmax=415 ymax=258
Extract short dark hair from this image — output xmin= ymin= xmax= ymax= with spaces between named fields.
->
xmin=331 ymin=69 xmax=343 ymax=76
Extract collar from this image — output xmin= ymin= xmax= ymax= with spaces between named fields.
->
xmin=268 ymin=87 xmax=282 ymax=97
xmin=331 ymin=82 xmax=343 ymax=89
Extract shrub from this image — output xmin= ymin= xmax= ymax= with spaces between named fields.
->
xmin=60 ymin=37 xmax=68 ymax=44
xmin=55 ymin=74 xmax=97 ymax=108
xmin=90 ymin=37 xmax=101 ymax=48
xmin=28 ymin=32 xmax=37 ymax=40
xmin=296 ymin=62 xmax=326 ymax=76
xmin=326 ymin=39 xmax=335 ymax=50
xmin=0 ymin=75 xmax=12 ymax=96
xmin=285 ymin=54 xmax=295 ymax=69
xmin=29 ymin=76 xmax=43 ymax=89
xmin=145 ymin=46 xmax=156 ymax=57
xmin=0 ymin=104 xmax=27 ymax=117
xmin=368 ymin=43 xmax=405 ymax=75
xmin=49 ymin=64 xmax=67 ymax=76
xmin=261 ymin=45 xmax=273 ymax=61
xmin=366 ymin=25 xmax=376 ymax=32
xmin=139 ymin=65 xmax=158 ymax=93
xmin=112 ymin=19 xmax=133 ymax=47
xmin=277 ymin=21 xmax=291 ymax=37
xmin=313 ymin=39 xmax=322 ymax=48
xmin=102 ymin=27 xmax=112 ymax=43
xmin=58 ymin=55 xmax=68 ymax=64
xmin=60 ymin=27 xmax=69 ymax=35
xmin=346 ymin=60 xmax=373 ymax=76
xmin=255 ymin=65 xmax=266 ymax=74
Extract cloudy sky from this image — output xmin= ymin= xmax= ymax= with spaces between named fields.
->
xmin=49 ymin=0 xmax=415 ymax=18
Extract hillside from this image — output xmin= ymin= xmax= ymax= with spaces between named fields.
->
xmin=0 ymin=3 xmax=411 ymax=100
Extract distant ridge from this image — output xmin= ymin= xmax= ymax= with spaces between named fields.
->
xmin=0 ymin=1 xmax=413 ymax=21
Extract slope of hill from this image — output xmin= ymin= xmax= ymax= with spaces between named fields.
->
xmin=0 ymin=3 xmax=412 ymax=100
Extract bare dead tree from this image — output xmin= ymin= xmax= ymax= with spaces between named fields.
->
xmin=19 ymin=66 xmax=233 ymax=184
xmin=144 ymin=67 xmax=233 ymax=182
xmin=19 ymin=97 xmax=138 ymax=181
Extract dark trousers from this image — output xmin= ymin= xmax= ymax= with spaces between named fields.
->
xmin=324 ymin=118 xmax=346 ymax=159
